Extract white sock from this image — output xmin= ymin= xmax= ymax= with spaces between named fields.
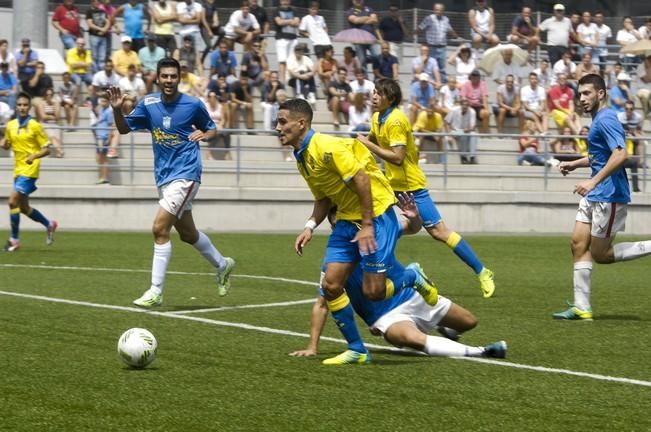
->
xmin=192 ymin=231 xmax=226 ymax=270
xmin=423 ymin=335 xmax=484 ymax=357
xmin=573 ymin=261 xmax=593 ymax=311
xmin=150 ymin=241 xmax=172 ymax=295
xmin=614 ymin=241 xmax=651 ymax=262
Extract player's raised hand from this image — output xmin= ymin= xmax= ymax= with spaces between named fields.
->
xmin=188 ymin=125 xmax=205 ymax=142
xmin=294 ymin=229 xmax=313 ymax=256
xmin=106 ymin=86 xmax=125 ymax=111
xmin=352 ymin=224 xmax=377 ymax=256
xmin=288 ymin=348 xmax=317 ymax=357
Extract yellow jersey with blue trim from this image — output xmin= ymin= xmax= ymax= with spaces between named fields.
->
xmin=4 ymin=117 xmax=50 ymax=178
xmin=370 ymin=108 xmax=427 ymax=192
xmin=295 ymin=131 xmax=396 ymax=221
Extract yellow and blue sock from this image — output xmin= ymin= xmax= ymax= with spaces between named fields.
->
xmin=446 ymin=232 xmax=483 ymax=274
xmin=327 ymin=293 xmax=367 ymax=354
xmin=9 ymin=208 xmax=20 ymax=240
xmin=26 ymin=207 xmax=50 ymax=228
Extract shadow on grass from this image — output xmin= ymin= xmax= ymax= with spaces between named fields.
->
xmin=595 ymin=314 xmax=646 ymax=321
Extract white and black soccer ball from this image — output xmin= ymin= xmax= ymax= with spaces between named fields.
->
xmin=117 ymin=328 xmax=158 ymax=369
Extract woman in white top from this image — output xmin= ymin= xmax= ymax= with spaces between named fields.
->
xmin=468 ymin=0 xmax=499 ymax=49
xmin=35 ymin=88 xmax=63 ymax=158
xmin=348 ymin=93 xmax=371 ymax=134
xmin=203 ymin=91 xmax=230 ymax=160
xmin=0 ymin=39 xmax=17 ymax=75
xmin=616 ymin=16 xmax=643 ymax=72
xmin=448 ymin=45 xmax=476 ymax=88
xmin=575 ymin=12 xmax=599 ymax=63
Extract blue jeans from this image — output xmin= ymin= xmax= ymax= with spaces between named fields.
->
xmin=429 ymin=46 xmax=448 ymax=83
xmin=60 ymin=33 xmax=76 ymax=50
xmin=89 ymin=34 xmax=107 ymax=73
xmin=0 ymin=93 xmax=16 ymax=110
xmin=71 ymin=72 xmax=94 ymax=87
xmin=354 ymin=43 xmax=380 ymax=72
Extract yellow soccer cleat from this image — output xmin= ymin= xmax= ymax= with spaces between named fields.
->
xmin=478 ymin=267 xmax=496 ymax=298
xmin=552 ymin=302 xmax=593 ymax=321
xmin=322 ymin=350 xmax=371 ymax=365
xmin=406 ymin=262 xmax=439 ymax=306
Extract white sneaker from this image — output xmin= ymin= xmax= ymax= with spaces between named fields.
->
xmin=545 ymin=158 xmax=560 ymax=167
xmin=133 ymin=289 xmax=163 ymax=308
xmin=307 ymin=92 xmax=316 ymax=106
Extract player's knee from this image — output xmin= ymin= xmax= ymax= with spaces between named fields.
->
xmin=321 ymin=278 xmax=344 ymax=299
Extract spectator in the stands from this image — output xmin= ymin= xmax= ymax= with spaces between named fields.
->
xmin=114 ymin=0 xmax=148 ymax=53
xmin=139 ymin=34 xmax=166 ymax=93
xmin=350 ymin=68 xmax=374 ymax=102
xmin=575 ymin=11 xmax=599 ymax=64
xmin=299 ymin=1 xmax=332 ymax=59
xmin=176 ymin=0 xmax=204 ymax=50
xmin=509 ymin=6 xmax=539 ymax=53
xmin=317 ymin=46 xmax=337 ymax=95
xmin=206 ymin=74 xmax=232 ymax=127
xmin=409 ymin=73 xmax=436 ymax=125
xmin=539 ymin=3 xmax=573 ymax=66
xmin=249 ymin=0 xmax=269 ymax=35
xmin=519 ymin=71 xmax=548 ymax=134
xmin=100 ymin=0 xmax=119 ymax=54
xmin=413 ymin=106 xmax=444 ymax=164
xmin=286 ymin=44 xmax=317 ymax=106
xmin=445 ymin=97 xmax=478 ymax=164
xmin=118 ymin=64 xmax=146 ymax=113
xmin=518 ymin=120 xmax=549 ymax=166
xmin=448 ymin=45 xmax=476 ymax=88
xmin=575 ymin=52 xmax=600 ymax=81
xmin=241 ymin=39 xmax=269 ymax=93
xmin=467 ymin=0 xmax=499 ymax=50
xmin=52 ymin=0 xmax=82 ymax=51
xmin=532 ymin=59 xmax=551 ymax=89
xmin=0 ymin=40 xmax=16 ymax=76
xmin=550 ymin=126 xmax=583 ymax=162
xmin=372 ymin=41 xmax=399 ymax=81
xmin=345 ymin=0 xmax=380 ymax=71
xmin=210 ymin=40 xmax=238 ymax=85
xmin=230 ymin=73 xmax=255 ymax=129
xmin=203 ymin=91 xmax=230 ymax=160
xmin=348 ymin=92 xmax=371 ymax=134
xmin=15 ymin=38 xmax=38 ymax=86
xmin=90 ymin=59 xmax=120 ymax=104
xmin=341 ymin=46 xmax=361 ymax=82
xmin=35 ymin=88 xmax=63 ymax=158
xmin=0 ymin=61 xmax=18 ymax=111
xmin=378 ymin=4 xmax=408 ymax=58
xmin=436 ymin=76 xmax=459 ymax=117
xmin=618 ymin=100 xmax=644 ymax=192
xmin=66 ymin=38 xmax=94 ymax=88
xmin=568 ymin=12 xmax=581 ymax=61
xmin=593 ymin=11 xmax=612 ymax=72
xmin=551 ymin=50 xmax=576 ymax=87
xmin=493 ymin=74 xmax=520 ymax=133
xmin=149 ymin=0 xmax=178 ymax=55
xmin=274 ymin=0 xmax=300 ymax=85
xmin=87 ymin=0 xmax=111 ymax=73
xmin=58 ymin=72 xmax=79 ymax=127
xmin=491 ymin=48 xmax=523 ymax=86
xmin=419 ymin=3 xmax=458 ymax=84
xmin=636 ymin=55 xmax=651 ymax=117
xmin=178 ymin=61 xmax=203 ymax=96
xmin=200 ymin=0 xmax=222 ymax=65
xmin=223 ymin=0 xmax=261 ymax=51
xmin=24 ymin=61 xmax=53 ymax=101
xmin=617 ymin=16 xmax=643 ymax=72
xmin=460 ymin=69 xmax=489 ymax=133
xmin=328 ymin=67 xmax=352 ymax=127
xmin=261 ymin=70 xmax=285 ymax=130
xmin=609 ymin=72 xmax=633 ymax=112
xmin=112 ymin=36 xmax=142 ymax=77
xmin=412 ymin=44 xmax=440 ymax=88
xmin=174 ymin=35 xmax=204 ymax=76
xmin=548 ymin=73 xmax=581 ymax=134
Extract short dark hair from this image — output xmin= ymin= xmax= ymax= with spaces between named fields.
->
xmin=16 ymin=91 xmax=31 ymax=104
xmin=156 ymin=57 xmax=180 ymax=76
xmin=578 ymin=73 xmax=606 ymax=92
xmin=278 ymin=98 xmax=313 ymax=124
xmin=374 ymin=79 xmax=402 ymax=107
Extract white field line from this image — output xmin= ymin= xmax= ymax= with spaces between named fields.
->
xmin=166 ymin=298 xmax=317 ymax=315
xmin=1 ymin=289 xmax=651 ymax=388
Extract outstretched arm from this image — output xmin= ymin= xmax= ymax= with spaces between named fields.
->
xmin=106 ymin=86 xmax=130 ymax=134
xmin=289 ymin=296 xmax=328 ymax=357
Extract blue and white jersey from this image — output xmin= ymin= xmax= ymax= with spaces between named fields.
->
xmin=587 ymin=108 xmax=630 ymax=203
xmin=125 ymin=93 xmax=216 ymax=187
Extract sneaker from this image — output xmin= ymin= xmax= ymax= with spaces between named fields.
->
xmin=552 ymin=302 xmax=593 ymax=321
xmin=133 ymin=289 xmax=163 ymax=308
xmin=478 ymin=267 xmax=495 ymax=298
xmin=406 ymin=262 xmax=439 ymax=306
xmin=322 ymin=349 xmax=371 ymax=365
xmin=46 ymin=220 xmax=58 ymax=246
xmin=3 ymin=238 xmax=21 ymax=252
xmin=483 ymin=341 xmax=507 ymax=358
xmin=95 ymin=178 xmax=110 ymax=185
xmin=216 ymin=257 xmax=236 ymax=297
xmin=545 ymin=158 xmax=560 ymax=167
xmin=307 ymin=92 xmax=316 ymax=106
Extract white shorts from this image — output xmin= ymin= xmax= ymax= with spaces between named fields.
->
xmin=370 ymin=293 xmax=452 ymax=335
xmin=157 ymin=179 xmax=199 ymax=218
xmin=576 ymin=197 xmax=628 ymax=238
xmin=276 ymin=38 xmax=298 ymax=64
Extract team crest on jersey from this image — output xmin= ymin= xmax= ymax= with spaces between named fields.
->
xmin=307 ymin=155 xmax=316 ymax=170
xmin=163 ymin=116 xmax=172 ymax=129
xmin=323 ymin=152 xmax=332 ymax=164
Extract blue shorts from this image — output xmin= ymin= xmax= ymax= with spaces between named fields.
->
xmin=96 ymin=137 xmax=109 ymax=155
xmin=409 ymin=189 xmax=442 ymax=228
xmin=14 ymin=176 xmax=38 ymax=196
xmin=324 ymin=206 xmax=402 ymax=273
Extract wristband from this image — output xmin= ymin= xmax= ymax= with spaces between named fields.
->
xmin=304 ymin=219 xmax=317 ymax=231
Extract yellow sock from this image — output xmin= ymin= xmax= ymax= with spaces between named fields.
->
xmin=384 ymin=279 xmax=395 ymax=299
xmin=326 ymin=293 xmax=350 ymax=312
xmin=446 ymin=231 xmax=462 ymax=249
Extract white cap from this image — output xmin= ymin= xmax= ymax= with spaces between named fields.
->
xmin=617 ymin=72 xmax=631 ymax=81
xmin=121 ymin=35 xmax=132 ymax=43
xmin=553 ymin=3 xmax=565 ymax=10
xmin=419 ymin=72 xmax=430 ymax=81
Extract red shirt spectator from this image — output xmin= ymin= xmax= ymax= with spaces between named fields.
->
xmin=548 ymin=83 xmax=573 ymax=110
xmin=53 ymin=0 xmax=82 ymax=50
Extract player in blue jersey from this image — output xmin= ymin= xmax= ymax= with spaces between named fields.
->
xmin=553 ymin=74 xmax=651 ymax=320
xmin=290 ymin=197 xmax=507 ymax=360
xmin=107 ymin=57 xmax=235 ymax=308
xmin=1 ymin=92 xmax=58 ymax=252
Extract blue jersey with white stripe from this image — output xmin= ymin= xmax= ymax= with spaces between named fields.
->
xmin=344 ymin=259 xmax=417 ymax=326
xmin=125 ymin=93 xmax=216 ymax=187
xmin=587 ymin=108 xmax=630 ymax=203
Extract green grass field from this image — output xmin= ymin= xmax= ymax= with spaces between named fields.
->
xmin=1 ymin=231 xmax=650 ymax=431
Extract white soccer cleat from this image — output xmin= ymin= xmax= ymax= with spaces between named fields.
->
xmin=133 ymin=289 xmax=163 ymax=308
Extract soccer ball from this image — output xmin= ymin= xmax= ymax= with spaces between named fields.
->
xmin=117 ymin=328 xmax=158 ymax=369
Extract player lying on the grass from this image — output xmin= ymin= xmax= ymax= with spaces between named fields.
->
xmin=1 ymin=91 xmax=58 ymax=252
xmin=552 ymin=73 xmax=651 ymax=321
xmin=290 ymin=194 xmax=507 ymax=362
xmin=277 ymin=98 xmax=439 ymax=365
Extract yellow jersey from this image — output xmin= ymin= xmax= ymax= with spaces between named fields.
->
xmin=66 ymin=47 xmax=92 ymax=74
xmin=4 ymin=117 xmax=50 ymax=178
xmin=296 ymin=130 xmax=396 ymax=221
xmin=413 ymin=111 xmax=443 ymax=133
xmin=370 ymin=108 xmax=427 ymax=193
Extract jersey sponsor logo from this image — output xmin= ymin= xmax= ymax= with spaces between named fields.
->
xmin=152 ymin=128 xmax=182 ymax=147
xmin=144 ymin=96 xmax=161 ymax=105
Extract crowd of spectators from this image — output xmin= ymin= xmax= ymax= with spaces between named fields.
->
xmin=0 ymin=0 xmax=649 ymax=182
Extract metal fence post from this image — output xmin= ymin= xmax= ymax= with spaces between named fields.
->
xmin=130 ymin=133 xmax=135 ymax=185
xmin=236 ymin=134 xmax=241 ymax=186
xmin=413 ymin=8 xmax=418 ymax=44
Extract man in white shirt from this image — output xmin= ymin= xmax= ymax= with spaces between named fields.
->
xmin=90 ymin=58 xmax=120 ymax=102
xmin=594 ymin=12 xmax=612 ymax=72
xmin=575 ymin=11 xmax=599 ymax=64
xmin=286 ymin=44 xmax=316 ymax=105
xmin=532 ymin=59 xmax=551 ymax=88
xmin=118 ymin=64 xmax=146 ymax=113
xmin=349 ymin=68 xmax=374 ymax=101
xmin=445 ymin=97 xmax=478 ymax=164
xmin=519 ymin=71 xmax=548 ymax=133
xmin=223 ymin=0 xmax=261 ymax=50
xmin=299 ymin=1 xmax=332 ymax=58
xmin=176 ymin=0 xmax=204 ymax=50
xmin=639 ymin=18 xmax=651 ymax=40
xmin=491 ymin=48 xmax=523 ymax=85
xmin=551 ymin=50 xmax=577 ymax=86
xmin=539 ymin=4 xmax=573 ymax=65
xmin=437 ymin=76 xmax=459 ymax=117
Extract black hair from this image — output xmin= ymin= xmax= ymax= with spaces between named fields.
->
xmin=156 ymin=57 xmax=180 ymax=76
xmin=278 ymin=98 xmax=313 ymax=124
xmin=578 ymin=73 xmax=606 ymax=92
xmin=374 ymin=79 xmax=402 ymax=108
xmin=16 ymin=91 xmax=31 ymax=104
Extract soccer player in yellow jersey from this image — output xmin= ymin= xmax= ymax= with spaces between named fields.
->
xmin=356 ymin=79 xmax=496 ymax=298
xmin=276 ymin=98 xmax=438 ymax=365
xmin=1 ymin=92 xmax=58 ymax=252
